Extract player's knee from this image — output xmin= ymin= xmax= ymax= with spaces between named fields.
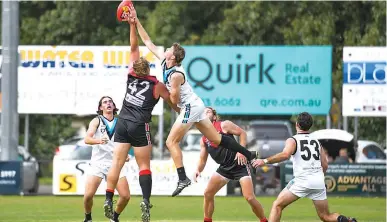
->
xmin=166 ymin=138 xmax=179 ymax=149
xmin=272 ymin=200 xmax=284 ymax=210
xmin=120 ymin=193 xmax=131 ymax=203
xmin=204 ymin=189 xmax=215 ymax=200
xmin=113 ymin=154 xmax=126 ymax=165
xmin=243 ymin=194 xmax=256 ymax=203
xmin=83 ymin=193 xmax=93 ymax=203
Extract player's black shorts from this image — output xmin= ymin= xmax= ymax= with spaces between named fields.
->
xmin=216 ymin=164 xmax=251 ymax=181
xmin=114 ymin=118 xmax=152 ymax=147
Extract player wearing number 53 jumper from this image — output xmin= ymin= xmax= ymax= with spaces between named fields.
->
xmin=252 ymin=112 xmax=357 ymax=222
xmin=104 ymin=10 xmax=179 ymax=222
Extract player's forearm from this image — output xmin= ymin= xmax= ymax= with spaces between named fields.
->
xmin=266 ymin=152 xmax=290 ymax=164
xmin=170 ymin=91 xmax=180 ymax=105
xmin=196 ymin=160 xmax=206 ymax=172
xmin=167 ymin=100 xmax=180 ymax=113
xmin=238 ymin=132 xmax=247 ymax=147
xmin=136 ymin=19 xmax=152 ymax=45
xmin=84 ymin=137 xmax=100 ymax=145
xmin=130 ymin=23 xmax=138 ymax=51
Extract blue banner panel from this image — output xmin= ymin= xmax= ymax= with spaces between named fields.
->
xmin=182 ymin=46 xmax=332 ymax=115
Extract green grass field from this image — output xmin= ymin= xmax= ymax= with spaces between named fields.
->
xmin=0 ymin=196 xmax=385 ymax=222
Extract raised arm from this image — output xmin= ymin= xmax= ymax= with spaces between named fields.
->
xmin=129 ymin=6 xmax=164 ymax=61
xmin=128 ymin=7 xmax=139 ymax=67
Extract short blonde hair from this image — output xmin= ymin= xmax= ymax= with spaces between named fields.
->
xmin=133 ymin=57 xmax=150 ymax=76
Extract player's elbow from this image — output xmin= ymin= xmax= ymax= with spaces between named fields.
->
xmin=239 ymin=131 xmax=247 ymax=140
xmin=84 ymin=137 xmax=92 ymax=145
xmin=283 ymin=152 xmax=291 ymax=160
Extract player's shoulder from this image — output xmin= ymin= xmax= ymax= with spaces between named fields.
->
xmin=292 ymin=133 xmax=309 ymax=139
xmin=129 ymin=71 xmax=159 ymax=84
xmin=88 ymin=116 xmax=101 ymax=129
xmin=175 ymin=65 xmax=186 ymax=74
xmin=170 ymin=70 xmax=185 ymax=81
xmin=286 ymin=137 xmax=298 ymax=145
xmin=145 ymin=75 xmax=159 ymax=84
xmin=91 ymin=116 xmax=101 ymax=124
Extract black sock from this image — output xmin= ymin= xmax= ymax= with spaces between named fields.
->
xmin=337 ymin=215 xmax=349 ymax=222
xmin=177 ymin=167 xmax=187 ymax=180
xmin=85 ymin=213 xmax=92 ymax=220
xmin=113 ymin=211 xmax=120 ymax=220
xmin=139 ymin=170 xmax=152 ymax=202
xmin=219 ymin=135 xmax=252 ymax=160
xmin=106 ymin=189 xmax=114 ymax=200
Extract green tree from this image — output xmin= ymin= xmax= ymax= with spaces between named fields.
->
xmin=200 ymin=1 xmax=386 ymax=144
xmin=10 ymin=1 xmax=387 ymax=158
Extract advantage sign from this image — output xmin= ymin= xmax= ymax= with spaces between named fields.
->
xmin=17 ymin=45 xmax=164 ymax=115
xmin=342 ymin=47 xmax=387 ymax=116
xmin=281 ymin=163 xmax=386 ymax=197
xmin=182 ymin=46 xmax=332 ymax=115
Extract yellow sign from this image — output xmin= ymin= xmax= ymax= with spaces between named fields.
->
xmin=59 ymin=174 xmax=77 ymax=193
xmin=324 ymin=175 xmax=336 ymax=192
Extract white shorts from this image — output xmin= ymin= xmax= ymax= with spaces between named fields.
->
xmin=87 ymin=162 xmax=127 ymax=181
xmin=285 ymin=179 xmax=327 ymax=201
xmin=176 ymin=98 xmax=206 ymax=124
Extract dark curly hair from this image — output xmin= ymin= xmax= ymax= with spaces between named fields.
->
xmin=96 ymin=96 xmax=118 ymax=115
xmin=296 ymin=112 xmax=313 ymax=131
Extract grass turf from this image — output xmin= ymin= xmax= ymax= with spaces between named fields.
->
xmin=0 ymin=196 xmax=385 ymax=222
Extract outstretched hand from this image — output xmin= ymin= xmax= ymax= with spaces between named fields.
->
xmin=127 ymin=5 xmax=137 ymax=25
xmin=251 ymin=159 xmax=265 ymax=168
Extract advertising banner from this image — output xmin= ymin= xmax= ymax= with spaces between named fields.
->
xmin=0 ymin=161 xmax=23 ymax=195
xmin=53 ymin=158 xmax=227 ymax=196
xmin=342 ymin=47 xmax=387 ymax=116
xmin=281 ymin=162 xmax=386 ymax=197
xmin=17 ymin=45 xmax=164 ymax=115
xmin=182 ymin=46 xmax=332 ymax=115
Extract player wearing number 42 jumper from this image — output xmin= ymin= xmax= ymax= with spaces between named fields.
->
xmin=252 ymin=112 xmax=357 ymax=222
xmin=130 ymin=6 xmax=256 ymax=197
xmin=104 ymin=11 xmax=180 ymax=222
